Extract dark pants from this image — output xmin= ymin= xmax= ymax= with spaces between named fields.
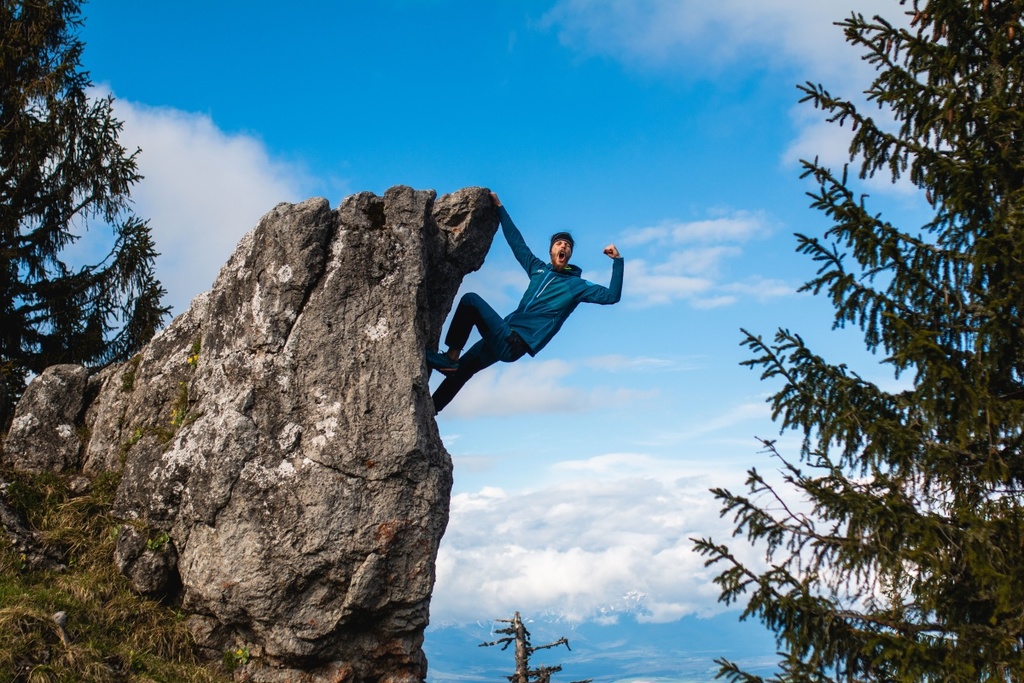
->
xmin=433 ymin=293 xmax=528 ymax=413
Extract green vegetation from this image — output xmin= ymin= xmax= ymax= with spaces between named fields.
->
xmin=169 ymin=382 xmax=191 ymax=430
xmin=121 ymin=357 xmax=142 ymax=394
xmin=186 ymin=341 xmax=201 ymax=369
xmin=166 ymin=341 xmax=201 ymax=435
xmin=696 ymin=1 xmax=1024 ymax=681
xmin=0 ymin=469 xmax=229 ymax=682
xmin=221 ymin=646 xmax=249 ymax=673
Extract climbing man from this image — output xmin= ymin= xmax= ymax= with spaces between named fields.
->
xmin=426 ymin=192 xmax=623 ymax=414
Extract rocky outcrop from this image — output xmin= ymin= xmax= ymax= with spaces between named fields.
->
xmin=0 ymin=186 xmax=499 ymax=682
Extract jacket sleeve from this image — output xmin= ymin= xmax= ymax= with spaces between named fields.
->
xmin=499 ymin=206 xmax=544 ymax=274
xmin=580 ymin=257 xmax=623 ymax=305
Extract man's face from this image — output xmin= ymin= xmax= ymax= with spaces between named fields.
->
xmin=550 ymin=239 xmax=573 ymax=269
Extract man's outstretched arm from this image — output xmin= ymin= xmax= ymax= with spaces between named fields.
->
xmin=491 ymin=192 xmax=542 ymax=274
xmin=578 ymin=245 xmax=623 ymax=305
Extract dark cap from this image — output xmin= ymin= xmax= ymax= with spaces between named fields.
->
xmin=550 ymin=231 xmax=575 ymax=251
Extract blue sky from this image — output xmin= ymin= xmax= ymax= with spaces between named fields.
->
xmin=77 ymin=1 xmax=925 ymax=680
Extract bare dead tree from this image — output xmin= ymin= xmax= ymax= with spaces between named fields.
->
xmin=479 ymin=611 xmax=592 ymax=683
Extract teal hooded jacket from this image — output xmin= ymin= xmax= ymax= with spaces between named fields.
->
xmin=499 ymin=206 xmax=623 ymax=355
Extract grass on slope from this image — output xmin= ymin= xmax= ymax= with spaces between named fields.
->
xmin=0 ymin=467 xmax=231 ymax=683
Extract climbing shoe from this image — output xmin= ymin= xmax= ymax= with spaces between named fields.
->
xmin=426 ymin=350 xmax=459 ymax=374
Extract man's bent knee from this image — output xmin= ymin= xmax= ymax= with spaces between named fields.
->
xmin=458 ymin=292 xmax=486 ymax=309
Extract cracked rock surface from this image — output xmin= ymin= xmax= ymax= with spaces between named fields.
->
xmin=1 ymin=185 xmax=499 ymax=682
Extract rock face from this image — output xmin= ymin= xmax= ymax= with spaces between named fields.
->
xmin=1 ymin=186 xmax=499 ymax=682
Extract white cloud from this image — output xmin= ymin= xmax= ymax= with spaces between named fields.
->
xmin=442 ymin=358 xmax=656 ymax=418
xmin=721 ymin=276 xmax=796 ymax=300
xmin=618 ymin=225 xmax=670 ymax=246
xmin=654 ymin=247 xmax=740 ymax=278
xmin=631 ymin=398 xmax=781 ymax=450
xmin=677 ymin=400 xmax=772 ymax=439
xmin=670 ymin=215 xmax=770 ymax=244
xmin=624 ymin=256 xmax=792 ymax=309
xmin=583 ymin=354 xmax=695 ymax=373
xmin=432 ymin=452 xmax=767 ymax=624
xmin=617 ymin=209 xmax=794 ymax=308
xmin=549 ymin=451 xmax=678 ymax=479
xmin=625 ymin=260 xmax=714 ymax=307
xmin=443 ymin=359 xmax=581 ymax=417
xmin=98 ymin=88 xmax=316 ymax=315
xmin=782 ymin=109 xmax=857 ymax=172
xmin=542 ymin=0 xmax=903 ymax=84
xmin=621 ymin=212 xmax=770 ymax=247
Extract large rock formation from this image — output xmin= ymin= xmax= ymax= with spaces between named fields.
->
xmin=1 ymin=186 xmax=499 ymax=682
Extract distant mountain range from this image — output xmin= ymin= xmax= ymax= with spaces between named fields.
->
xmin=425 ymin=611 xmax=778 ymax=683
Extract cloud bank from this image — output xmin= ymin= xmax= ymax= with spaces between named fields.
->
xmin=432 ymin=452 xmax=768 ymax=624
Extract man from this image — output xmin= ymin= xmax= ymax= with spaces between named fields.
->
xmin=427 ymin=192 xmax=623 ymax=413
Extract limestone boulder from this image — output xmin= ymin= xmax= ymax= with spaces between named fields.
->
xmin=3 ymin=185 xmax=499 ymax=682
xmin=4 ymin=364 xmax=89 ymax=473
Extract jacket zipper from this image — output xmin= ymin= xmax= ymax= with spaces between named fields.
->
xmin=524 ymin=270 xmax=556 ymax=311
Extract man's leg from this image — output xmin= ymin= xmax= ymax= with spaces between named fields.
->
xmin=443 ymin=293 xmax=507 ymax=359
xmin=432 ymin=340 xmax=498 ymax=414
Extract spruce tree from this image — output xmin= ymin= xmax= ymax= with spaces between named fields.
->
xmin=0 ymin=0 xmax=168 ymax=429
xmin=694 ymin=1 xmax=1024 ymax=681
